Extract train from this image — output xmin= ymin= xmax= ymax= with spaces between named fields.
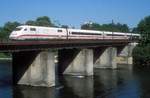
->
xmin=9 ymin=25 xmax=140 ymax=40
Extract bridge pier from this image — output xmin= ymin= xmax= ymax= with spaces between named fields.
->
xmin=13 ymin=50 xmax=55 ymax=87
xmin=58 ymin=49 xmax=93 ymax=76
xmin=117 ymin=43 xmax=138 ymax=65
xmin=94 ymin=47 xmax=117 ymax=69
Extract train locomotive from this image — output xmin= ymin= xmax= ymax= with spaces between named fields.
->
xmin=9 ymin=25 xmax=140 ymax=40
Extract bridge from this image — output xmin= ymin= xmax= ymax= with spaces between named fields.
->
xmin=0 ymin=38 xmax=138 ymax=87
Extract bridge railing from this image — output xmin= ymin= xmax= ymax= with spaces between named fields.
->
xmin=0 ymin=39 xmax=12 ymax=43
xmin=0 ymin=35 xmax=139 ymax=44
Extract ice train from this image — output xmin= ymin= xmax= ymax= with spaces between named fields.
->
xmin=9 ymin=25 xmax=140 ymax=40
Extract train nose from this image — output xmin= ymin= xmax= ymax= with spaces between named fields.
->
xmin=9 ymin=32 xmax=18 ymax=39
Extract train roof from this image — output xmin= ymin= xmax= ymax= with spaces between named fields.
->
xmin=18 ymin=25 xmax=61 ymax=29
xmin=17 ymin=25 xmax=140 ymax=36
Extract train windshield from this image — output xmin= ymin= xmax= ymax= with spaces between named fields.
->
xmin=14 ymin=27 xmax=22 ymax=31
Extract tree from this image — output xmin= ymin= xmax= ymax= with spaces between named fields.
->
xmin=36 ymin=16 xmax=54 ymax=26
xmin=61 ymin=25 xmax=69 ymax=28
xmin=132 ymin=27 xmax=138 ymax=33
xmin=26 ymin=20 xmax=36 ymax=26
xmin=0 ymin=21 xmax=20 ymax=39
xmin=81 ymin=22 xmax=100 ymax=30
xmin=137 ymin=16 xmax=150 ymax=45
xmin=133 ymin=15 xmax=150 ymax=67
xmin=81 ymin=22 xmax=130 ymax=32
xmin=0 ymin=27 xmax=5 ymax=39
xmin=25 ymin=16 xmax=55 ymax=27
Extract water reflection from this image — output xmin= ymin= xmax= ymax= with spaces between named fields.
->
xmin=94 ymin=67 xmax=140 ymax=98
xmin=2 ymin=61 xmax=150 ymax=98
xmin=133 ymin=68 xmax=150 ymax=98
xmin=13 ymin=76 xmax=93 ymax=98
xmin=62 ymin=76 xmax=93 ymax=98
xmin=13 ymin=86 xmax=55 ymax=98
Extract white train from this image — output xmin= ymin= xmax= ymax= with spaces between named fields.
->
xmin=9 ymin=25 xmax=140 ymax=40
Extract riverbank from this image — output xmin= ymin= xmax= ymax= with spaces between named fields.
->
xmin=0 ymin=58 xmax=12 ymax=60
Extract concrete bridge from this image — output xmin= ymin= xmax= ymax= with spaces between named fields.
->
xmin=0 ymin=39 xmax=138 ymax=87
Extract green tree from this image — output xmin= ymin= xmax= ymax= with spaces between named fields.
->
xmin=132 ymin=27 xmax=138 ymax=33
xmin=137 ymin=16 xmax=150 ymax=45
xmin=61 ymin=25 xmax=69 ymax=28
xmin=26 ymin=20 xmax=36 ymax=26
xmin=0 ymin=22 xmax=20 ymax=58
xmin=36 ymin=16 xmax=54 ymax=26
xmin=133 ymin=15 xmax=150 ymax=67
xmin=25 ymin=16 xmax=55 ymax=27
xmin=81 ymin=22 xmax=129 ymax=32
xmin=81 ymin=23 xmax=100 ymax=30
xmin=0 ymin=27 xmax=4 ymax=39
xmin=0 ymin=21 xmax=20 ymax=39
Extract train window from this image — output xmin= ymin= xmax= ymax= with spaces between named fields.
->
xmin=14 ymin=27 xmax=22 ymax=31
xmin=24 ymin=28 xmax=27 ymax=31
xmin=107 ymin=34 xmax=124 ymax=36
xmin=72 ymin=32 xmax=101 ymax=35
xmin=30 ymin=28 xmax=36 ymax=31
xmin=58 ymin=30 xmax=62 ymax=32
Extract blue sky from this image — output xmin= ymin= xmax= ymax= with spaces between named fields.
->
xmin=0 ymin=0 xmax=150 ymax=28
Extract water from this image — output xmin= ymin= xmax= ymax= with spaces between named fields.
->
xmin=0 ymin=61 xmax=12 ymax=98
xmin=1 ymin=61 xmax=150 ymax=98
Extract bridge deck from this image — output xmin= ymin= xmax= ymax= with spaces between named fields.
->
xmin=0 ymin=39 xmax=135 ymax=52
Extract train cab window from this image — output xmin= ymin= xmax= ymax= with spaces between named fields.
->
xmin=30 ymin=28 xmax=36 ymax=31
xmin=24 ymin=28 xmax=27 ymax=31
xmin=14 ymin=27 xmax=22 ymax=31
xmin=58 ymin=30 xmax=62 ymax=32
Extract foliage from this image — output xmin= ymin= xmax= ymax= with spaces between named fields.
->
xmin=0 ymin=22 xmax=18 ymax=58
xmin=0 ymin=53 xmax=11 ymax=58
xmin=132 ymin=27 xmax=138 ymax=33
xmin=26 ymin=16 xmax=54 ymax=27
xmin=0 ymin=22 xmax=20 ymax=40
xmin=25 ymin=20 xmax=37 ymax=26
xmin=133 ymin=45 xmax=150 ymax=67
xmin=137 ymin=16 xmax=150 ymax=46
xmin=61 ymin=25 xmax=69 ymax=28
xmin=81 ymin=22 xmax=130 ymax=32
xmin=133 ymin=16 xmax=150 ymax=67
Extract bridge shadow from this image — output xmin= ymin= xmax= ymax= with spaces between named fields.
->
xmin=93 ymin=47 xmax=107 ymax=63
xmin=58 ymin=49 xmax=80 ymax=75
xmin=116 ymin=45 xmax=127 ymax=56
xmin=12 ymin=51 xmax=40 ymax=85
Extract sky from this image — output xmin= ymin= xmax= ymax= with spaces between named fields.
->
xmin=0 ymin=0 xmax=150 ymax=28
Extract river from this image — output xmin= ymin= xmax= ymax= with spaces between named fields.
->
xmin=0 ymin=61 xmax=150 ymax=98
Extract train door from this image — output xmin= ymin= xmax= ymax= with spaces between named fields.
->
xmin=66 ymin=28 xmax=69 ymax=39
xmin=57 ymin=28 xmax=69 ymax=39
xmin=22 ymin=28 xmax=27 ymax=40
xmin=102 ymin=31 xmax=106 ymax=39
xmin=29 ymin=27 xmax=36 ymax=39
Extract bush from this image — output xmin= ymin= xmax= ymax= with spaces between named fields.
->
xmin=0 ymin=53 xmax=11 ymax=58
xmin=133 ymin=45 xmax=150 ymax=68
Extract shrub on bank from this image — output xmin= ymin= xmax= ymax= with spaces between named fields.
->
xmin=133 ymin=45 xmax=150 ymax=68
xmin=0 ymin=53 xmax=11 ymax=58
